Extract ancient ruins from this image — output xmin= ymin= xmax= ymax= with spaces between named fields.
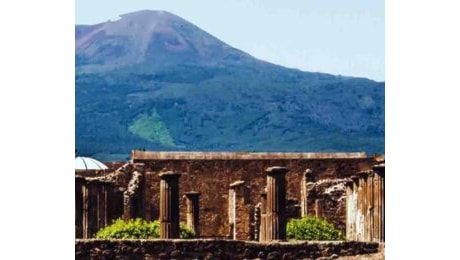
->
xmin=75 ymin=151 xmax=385 ymax=259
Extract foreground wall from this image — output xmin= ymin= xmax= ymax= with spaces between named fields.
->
xmin=75 ymin=239 xmax=380 ymax=260
xmin=132 ymin=151 xmax=378 ymax=238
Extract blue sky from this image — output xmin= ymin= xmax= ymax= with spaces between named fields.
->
xmin=76 ymin=0 xmax=384 ymax=81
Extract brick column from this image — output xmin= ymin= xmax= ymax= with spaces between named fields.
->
xmin=228 ymin=180 xmax=248 ymax=240
xmin=265 ymin=166 xmax=289 ymax=241
xmin=254 ymin=204 xmax=261 ymax=241
xmin=184 ymin=191 xmax=201 ymax=237
xmin=159 ymin=171 xmax=181 ymax=239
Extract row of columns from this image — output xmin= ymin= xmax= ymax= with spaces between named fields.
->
xmin=345 ymin=164 xmax=385 ymax=242
xmin=76 ymin=170 xmax=201 ymax=239
xmin=158 ymin=166 xmax=291 ymax=241
xmin=78 ymin=163 xmax=384 ymax=242
xmin=76 ymin=178 xmax=123 ymax=238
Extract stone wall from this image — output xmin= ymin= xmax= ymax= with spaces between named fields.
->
xmin=75 ymin=239 xmax=380 ymax=260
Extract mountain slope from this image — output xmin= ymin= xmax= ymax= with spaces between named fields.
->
xmin=76 ymin=10 xmax=384 ymax=161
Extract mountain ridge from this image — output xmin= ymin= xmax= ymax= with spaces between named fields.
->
xmin=75 ymin=10 xmax=384 ymax=161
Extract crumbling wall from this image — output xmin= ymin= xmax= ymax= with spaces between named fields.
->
xmin=306 ymin=178 xmax=351 ymax=234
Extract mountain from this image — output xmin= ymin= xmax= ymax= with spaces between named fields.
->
xmin=76 ymin=10 xmax=384 ymax=161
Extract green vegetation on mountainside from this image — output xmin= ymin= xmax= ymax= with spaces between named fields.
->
xmin=128 ymin=109 xmax=177 ymax=147
xmin=76 ymin=64 xmax=384 ymax=161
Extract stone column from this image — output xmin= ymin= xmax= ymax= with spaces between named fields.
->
xmin=358 ymin=170 xmax=374 ymax=242
xmin=373 ymin=163 xmax=385 ymax=242
xmin=75 ymin=177 xmax=85 ymax=238
xmin=265 ymin=166 xmax=289 ymax=241
xmin=345 ymin=180 xmax=354 ymax=241
xmin=301 ymin=169 xmax=315 ymax=217
xmin=87 ymin=181 xmax=99 ymax=238
xmin=184 ymin=191 xmax=201 ymax=237
xmin=352 ymin=176 xmax=360 ymax=241
xmin=82 ymin=182 xmax=89 ymax=239
xmin=349 ymin=176 xmax=360 ymax=241
xmin=259 ymin=190 xmax=267 ymax=242
xmin=159 ymin=171 xmax=181 ymax=239
xmin=99 ymin=182 xmax=109 ymax=230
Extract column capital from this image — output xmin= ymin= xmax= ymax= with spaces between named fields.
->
xmin=351 ymin=175 xmax=360 ymax=184
xmin=265 ymin=166 xmax=289 ymax=175
xmin=185 ymin=191 xmax=201 ymax=197
xmin=357 ymin=170 xmax=373 ymax=178
xmin=230 ymin=180 xmax=245 ymax=188
xmin=304 ymin=168 xmax=315 ymax=182
xmin=345 ymin=179 xmax=355 ymax=188
xmin=159 ymin=171 xmax=182 ymax=179
xmin=373 ymin=163 xmax=385 ymax=177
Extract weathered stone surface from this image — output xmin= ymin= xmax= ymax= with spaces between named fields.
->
xmin=264 ymin=166 xmax=289 ymax=241
xmin=123 ymin=170 xmax=143 ymax=220
xmin=346 ymin=163 xmax=384 ymax=242
xmin=75 ymin=239 xmax=381 ymax=259
xmin=159 ymin=171 xmax=182 ymax=239
xmin=229 ymin=181 xmax=252 ymax=240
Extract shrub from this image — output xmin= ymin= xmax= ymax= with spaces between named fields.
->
xmin=95 ymin=218 xmax=195 ymax=239
xmin=286 ymin=216 xmax=344 ymax=240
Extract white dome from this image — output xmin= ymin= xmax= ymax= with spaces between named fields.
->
xmin=75 ymin=156 xmax=108 ymax=170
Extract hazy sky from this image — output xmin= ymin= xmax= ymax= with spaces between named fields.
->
xmin=76 ymin=0 xmax=384 ymax=81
